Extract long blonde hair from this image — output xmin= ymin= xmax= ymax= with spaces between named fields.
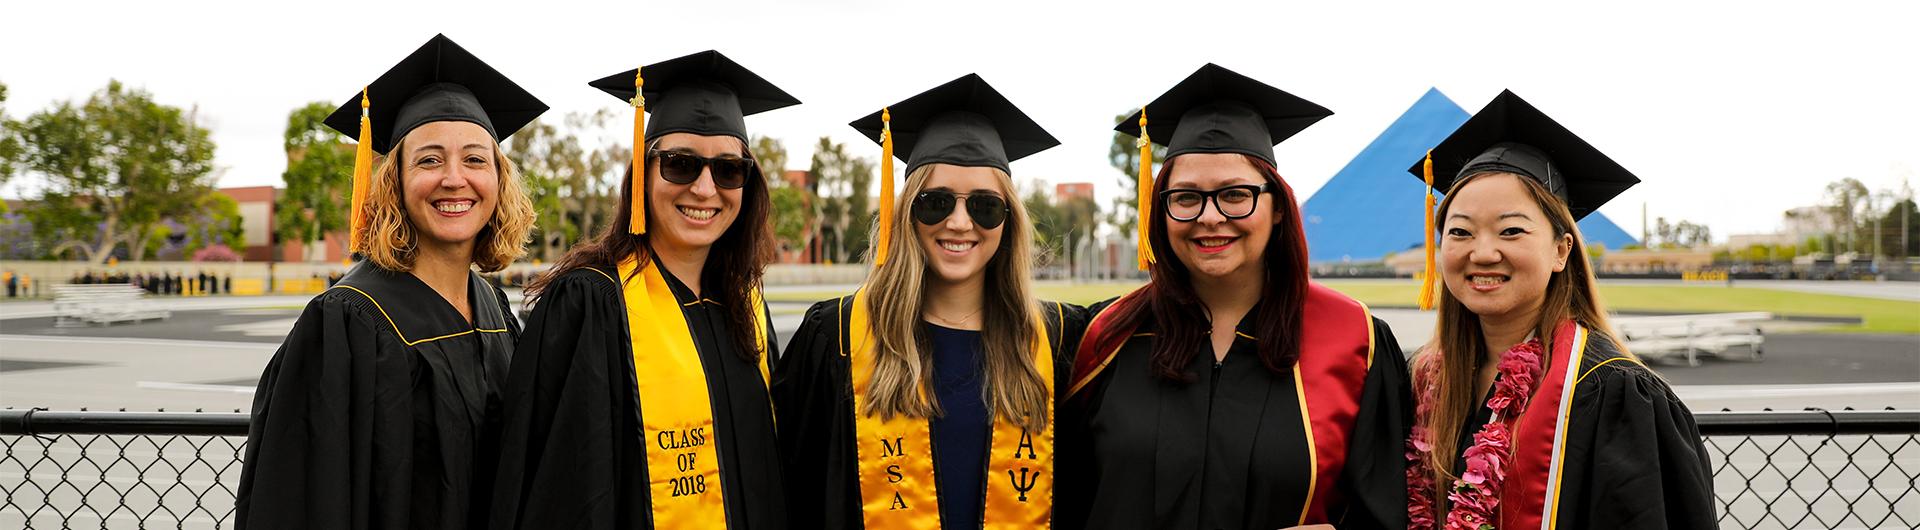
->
xmin=356 ymin=136 xmax=534 ymax=273
xmin=1415 ymin=171 xmax=1632 ymax=508
xmin=860 ymin=164 xmax=1049 ymax=433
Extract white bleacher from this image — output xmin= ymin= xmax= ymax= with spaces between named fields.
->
xmin=51 ymin=283 xmax=171 ymax=327
xmin=1615 ymin=312 xmax=1770 ymax=367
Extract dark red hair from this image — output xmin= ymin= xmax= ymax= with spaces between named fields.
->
xmin=1080 ymin=154 xmax=1311 ymax=382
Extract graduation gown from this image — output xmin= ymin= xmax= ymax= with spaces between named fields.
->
xmin=237 ymin=261 xmax=517 ymax=530
xmin=487 ymin=263 xmax=786 ymax=530
xmin=1442 ymin=320 xmax=1714 ymax=529
xmin=770 ymin=296 xmax=1089 ymax=529
xmin=1057 ymin=283 xmax=1411 ymax=530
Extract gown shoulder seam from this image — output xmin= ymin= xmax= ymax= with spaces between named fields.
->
xmin=328 ymin=285 xmax=506 ymax=347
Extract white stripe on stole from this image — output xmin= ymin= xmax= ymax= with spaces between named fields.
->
xmin=1540 ymin=324 xmax=1588 ymax=530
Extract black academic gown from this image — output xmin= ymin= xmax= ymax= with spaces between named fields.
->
xmin=488 ymin=264 xmax=786 ymax=530
xmin=1057 ymin=299 xmax=1410 ymax=530
xmin=770 ymin=296 xmax=1089 ymax=529
xmin=237 ymin=261 xmax=517 ymax=530
xmin=1450 ymin=334 xmax=1715 ymax=529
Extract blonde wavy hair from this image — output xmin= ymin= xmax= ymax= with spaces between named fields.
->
xmin=354 ymin=136 xmax=534 ymax=273
xmin=860 ymin=164 xmax=1049 ymax=433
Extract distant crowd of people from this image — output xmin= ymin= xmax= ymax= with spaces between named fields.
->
xmin=67 ymin=270 xmax=234 ymax=296
xmin=2 ymin=271 xmax=38 ymax=299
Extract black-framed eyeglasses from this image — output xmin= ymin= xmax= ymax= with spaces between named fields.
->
xmin=648 ymin=150 xmax=757 ymax=190
xmin=1159 ymin=184 xmax=1271 ymax=222
xmin=911 ymin=190 xmax=1010 ymax=229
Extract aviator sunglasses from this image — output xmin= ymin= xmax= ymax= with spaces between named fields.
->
xmin=911 ymin=190 xmax=1010 ymax=229
xmin=649 ymin=150 xmax=758 ymax=190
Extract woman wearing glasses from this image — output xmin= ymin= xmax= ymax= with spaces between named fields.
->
xmin=486 ymin=51 xmax=797 ymax=529
xmin=1056 ymin=64 xmax=1410 ymax=530
xmin=773 ymin=74 xmax=1087 ymax=529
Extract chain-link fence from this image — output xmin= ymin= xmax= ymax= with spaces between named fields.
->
xmin=4 ymin=408 xmax=1918 ymax=529
xmin=1700 ymin=410 xmax=1920 ymax=529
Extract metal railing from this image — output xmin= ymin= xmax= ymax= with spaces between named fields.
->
xmin=4 ymin=409 xmax=1917 ymax=529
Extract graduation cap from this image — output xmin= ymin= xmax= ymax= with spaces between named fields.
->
xmin=324 ymin=33 xmax=548 ymax=255
xmin=846 ymin=73 xmax=1058 ymax=266
xmin=1113 ymin=63 xmax=1332 ymax=269
xmin=590 ymin=50 xmax=801 ymax=235
xmin=1405 ymin=89 xmax=1641 ymax=309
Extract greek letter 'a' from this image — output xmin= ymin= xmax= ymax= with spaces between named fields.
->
xmin=1012 ymin=430 xmax=1037 ymax=460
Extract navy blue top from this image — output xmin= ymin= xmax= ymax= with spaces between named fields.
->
xmin=927 ymin=322 xmax=988 ymax=528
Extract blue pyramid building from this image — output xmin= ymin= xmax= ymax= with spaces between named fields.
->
xmin=1301 ymin=88 xmax=1639 ymax=263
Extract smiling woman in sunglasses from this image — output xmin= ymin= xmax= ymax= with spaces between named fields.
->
xmin=772 ymin=74 xmax=1088 ymax=529
xmin=485 ymin=51 xmax=797 ymax=530
xmin=1056 ymin=64 xmax=1411 ymax=530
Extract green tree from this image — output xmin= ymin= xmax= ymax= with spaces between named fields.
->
xmin=1 ymin=82 xmax=21 ymax=188
xmin=1652 ymin=216 xmax=1712 ymax=248
xmin=769 ymin=186 xmax=809 ymax=253
xmin=1872 ymin=196 xmax=1918 ymax=258
xmin=1824 ymin=177 xmax=1871 ymax=253
xmin=1023 ymin=183 xmax=1065 ymax=266
xmin=810 ymin=137 xmax=873 ymax=263
xmin=508 ymin=110 xmax=624 ymax=262
xmin=1107 ymin=111 xmax=1166 ymax=241
xmin=13 ymin=80 xmax=216 ymax=263
xmin=275 ymin=101 xmax=355 ymax=260
xmin=196 ymin=192 xmax=246 ymax=251
xmin=754 ymin=135 xmax=810 ymax=255
xmin=751 ymin=134 xmax=788 ymax=184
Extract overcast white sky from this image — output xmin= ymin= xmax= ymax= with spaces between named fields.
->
xmin=4 ymin=0 xmax=1916 ymax=240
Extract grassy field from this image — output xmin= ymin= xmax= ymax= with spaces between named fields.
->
xmin=766 ymin=280 xmax=1920 ymax=334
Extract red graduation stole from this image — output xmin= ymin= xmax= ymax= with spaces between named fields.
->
xmin=1068 ymin=282 xmax=1376 ymax=525
xmin=1500 ymin=319 xmax=1611 ymax=529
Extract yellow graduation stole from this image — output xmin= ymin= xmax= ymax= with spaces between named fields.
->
xmin=615 ymin=257 xmax=770 ymax=527
xmin=845 ymin=289 xmax=1054 ymax=529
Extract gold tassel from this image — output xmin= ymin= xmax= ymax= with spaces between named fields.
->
xmin=874 ymin=107 xmax=896 ymax=266
xmin=629 ymin=67 xmax=648 ymax=235
xmin=1419 ymin=149 xmax=1437 ymax=311
xmin=348 ymin=87 xmax=373 ymax=255
xmin=1136 ymin=108 xmax=1156 ymax=270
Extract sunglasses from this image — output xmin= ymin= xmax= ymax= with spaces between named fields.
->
xmin=649 ymin=150 xmax=757 ymax=190
xmin=911 ymin=190 xmax=1010 ymax=230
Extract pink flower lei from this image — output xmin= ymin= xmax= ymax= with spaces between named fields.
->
xmin=1407 ymin=338 xmax=1545 ymax=530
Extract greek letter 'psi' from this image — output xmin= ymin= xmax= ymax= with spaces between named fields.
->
xmin=1008 ymin=467 xmax=1040 ymax=502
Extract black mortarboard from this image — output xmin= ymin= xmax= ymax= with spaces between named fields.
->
xmin=846 ymin=74 xmax=1057 ymax=266
xmin=1115 ymin=63 xmax=1332 ymax=166
xmin=1405 ymin=90 xmax=1641 ymax=310
xmin=1113 ymin=63 xmax=1331 ymax=270
xmin=848 ymin=73 xmax=1060 ymax=176
xmin=589 ymin=50 xmax=800 ymax=143
xmin=1407 ymin=89 xmax=1640 ymax=221
xmin=323 ymin=34 xmax=547 ymax=255
xmin=323 ymin=34 xmax=547 ymax=154
xmin=592 ymin=50 xmax=799 ymax=235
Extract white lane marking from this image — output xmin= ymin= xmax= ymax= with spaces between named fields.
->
xmin=1674 ymin=382 xmax=1920 ymax=399
xmin=135 ymin=381 xmax=256 ymax=394
xmin=0 ymin=334 xmax=275 ymax=350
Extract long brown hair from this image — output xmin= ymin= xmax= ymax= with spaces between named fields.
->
xmin=859 ymin=164 xmax=1049 ymax=433
xmin=1413 ymin=171 xmax=1630 ymax=508
xmin=357 ymin=137 xmax=535 ymax=273
xmin=1083 ymin=154 xmax=1310 ymax=382
xmin=526 ymin=137 xmax=774 ymax=362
